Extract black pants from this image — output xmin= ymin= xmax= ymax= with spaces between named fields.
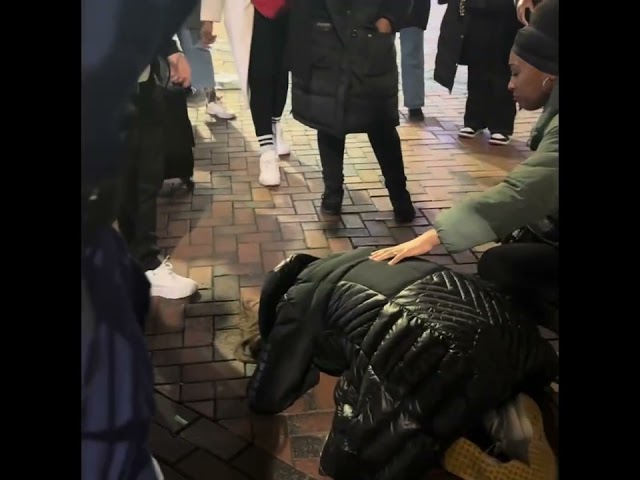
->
xmin=317 ymin=123 xmax=408 ymax=198
xmin=248 ymin=10 xmax=289 ymax=140
xmin=478 ymin=243 xmax=558 ymax=327
xmin=462 ymin=11 xmax=520 ymax=135
xmin=117 ymin=80 xmax=165 ymax=271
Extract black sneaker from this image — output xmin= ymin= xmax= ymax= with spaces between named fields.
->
xmin=489 ymin=133 xmax=511 ymax=145
xmin=458 ymin=126 xmax=483 ymax=138
xmin=408 ymin=108 xmax=425 ymax=122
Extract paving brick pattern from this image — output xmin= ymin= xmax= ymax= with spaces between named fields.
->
xmin=147 ymin=6 xmax=558 ymax=479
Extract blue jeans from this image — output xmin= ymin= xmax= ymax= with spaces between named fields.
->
xmin=177 ymin=27 xmax=215 ymax=91
xmin=399 ymin=27 xmax=425 ymax=109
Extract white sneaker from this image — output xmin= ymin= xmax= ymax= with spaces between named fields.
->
xmin=145 ymin=257 xmax=198 ymax=300
xmin=258 ymin=149 xmax=281 ymax=187
xmin=272 ymin=122 xmax=291 ymax=156
xmin=206 ymin=99 xmax=236 ymax=120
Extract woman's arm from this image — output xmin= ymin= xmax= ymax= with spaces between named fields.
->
xmin=435 ymin=119 xmax=558 ymax=252
xmin=371 ymin=117 xmax=558 ymax=264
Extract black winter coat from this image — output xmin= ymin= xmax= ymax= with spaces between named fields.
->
xmin=403 ymin=0 xmax=431 ymax=30
xmin=248 ymin=248 xmax=558 ymax=480
xmin=288 ymin=0 xmax=413 ymax=136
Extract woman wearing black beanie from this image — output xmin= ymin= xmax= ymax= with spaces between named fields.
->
xmin=372 ymin=0 xmax=559 ymax=330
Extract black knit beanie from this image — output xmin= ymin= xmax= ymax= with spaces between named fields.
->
xmin=512 ymin=0 xmax=559 ymax=75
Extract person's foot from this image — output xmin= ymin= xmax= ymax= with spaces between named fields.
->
xmin=206 ymin=97 xmax=236 ymax=120
xmin=458 ymin=126 xmax=483 ymax=138
xmin=258 ymin=149 xmax=281 ymax=187
xmin=489 ymin=132 xmax=511 ymax=145
xmin=145 ymin=257 xmax=198 ymax=299
xmin=158 ymin=178 xmax=193 ymax=198
xmin=408 ymin=108 xmax=425 ymax=122
xmin=272 ymin=121 xmax=291 ymax=156
xmin=390 ymin=190 xmax=416 ymax=224
xmin=320 ymin=189 xmax=344 ymax=216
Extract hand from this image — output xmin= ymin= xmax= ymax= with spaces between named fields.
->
xmin=516 ymin=0 xmax=537 ymax=25
xmin=167 ymin=52 xmax=191 ymax=87
xmin=375 ymin=17 xmax=392 ymax=34
xmin=370 ymin=230 xmax=441 ymax=265
xmin=200 ymin=21 xmax=217 ymax=45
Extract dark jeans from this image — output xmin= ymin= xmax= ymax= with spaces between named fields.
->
xmin=317 ymin=123 xmax=408 ymax=199
xmin=248 ymin=9 xmax=290 ymax=138
xmin=117 ymin=80 xmax=165 ymax=272
xmin=478 ymin=243 xmax=558 ymax=328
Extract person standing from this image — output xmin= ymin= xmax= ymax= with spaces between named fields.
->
xmin=200 ymin=0 xmax=291 ymax=187
xmin=178 ymin=2 xmax=236 ymax=120
xmin=117 ymin=40 xmax=199 ymax=300
xmin=82 ymin=0 xmax=198 ymax=476
xmin=288 ymin=0 xmax=416 ymax=223
xmin=399 ymin=1 xmax=431 ymax=122
xmin=435 ymin=0 xmax=522 ymax=145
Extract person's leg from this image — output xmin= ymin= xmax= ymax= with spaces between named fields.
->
xmin=117 ymin=97 xmax=140 ymax=245
xmin=317 ymin=129 xmax=346 ymax=215
xmin=127 ymin=81 xmax=164 ymax=272
xmin=399 ymin=27 xmax=425 ymax=121
xmin=248 ymin=10 xmax=281 ymax=185
xmin=486 ymin=16 xmax=520 ymax=145
xmin=183 ymin=27 xmax=236 ymax=119
xmin=367 ymin=123 xmax=415 ymax=223
xmin=478 ymin=243 xmax=558 ymax=329
xmin=130 ymin=81 xmax=198 ymax=299
xmin=461 ymin=64 xmax=490 ymax=137
xmin=478 ymin=243 xmax=558 ymax=291
xmin=270 ymin=11 xmax=291 ymax=156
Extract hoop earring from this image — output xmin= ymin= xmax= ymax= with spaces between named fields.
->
xmin=542 ymin=78 xmax=551 ymax=89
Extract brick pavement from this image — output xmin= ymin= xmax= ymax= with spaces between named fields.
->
xmin=147 ymin=6 xmax=558 ymax=479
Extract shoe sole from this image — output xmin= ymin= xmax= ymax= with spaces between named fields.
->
xmin=259 ymin=176 xmax=281 ymax=187
xmin=149 ymin=283 xmax=198 ymax=300
xmin=458 ymin=131 xmax=482 ymax=139
xmin=489 ymin=138 xmax=511 ymax=146
xmin=209 ymin=113 xmax=237 ymax=120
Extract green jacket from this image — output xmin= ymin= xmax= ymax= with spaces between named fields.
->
xmin=434 ymin=83 xmax=559 ymax=253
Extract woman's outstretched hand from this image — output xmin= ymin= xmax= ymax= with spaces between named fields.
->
xmin=370 ymin=229 xmax=441 ymax=265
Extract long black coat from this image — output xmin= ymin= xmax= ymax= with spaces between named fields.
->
xmin=288 ymin=0 xmax=413 ymax=136
xmin=434 ymin=0 xmax=521 ymax=92
xmin=248 ymin=248 xmax=558 ymax=480
xmin=403 ymin=0 xmax=431 ymax=30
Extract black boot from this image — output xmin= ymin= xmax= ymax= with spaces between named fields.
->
xmin=321 ymin=189 xmax=344 ymax=216
xmin=367 ymin=124 xmax=416 ymax=223
xmin=390 ymin=189 xmax=416 ymax=224
xmin=318 ymin=130 xmax=346 ymax=216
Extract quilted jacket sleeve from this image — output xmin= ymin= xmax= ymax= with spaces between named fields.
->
xmin=434 ymin=116 xmax=559 ymax=252
xmin=247 ymin=285 xmax=321 ymax=414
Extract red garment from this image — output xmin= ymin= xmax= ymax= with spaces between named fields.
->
xmin=252 ymin=0 xmax=288 ymax=19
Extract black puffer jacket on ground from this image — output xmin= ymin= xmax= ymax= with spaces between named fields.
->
xmin=248 ymin=248 xmax=558 ymax=480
